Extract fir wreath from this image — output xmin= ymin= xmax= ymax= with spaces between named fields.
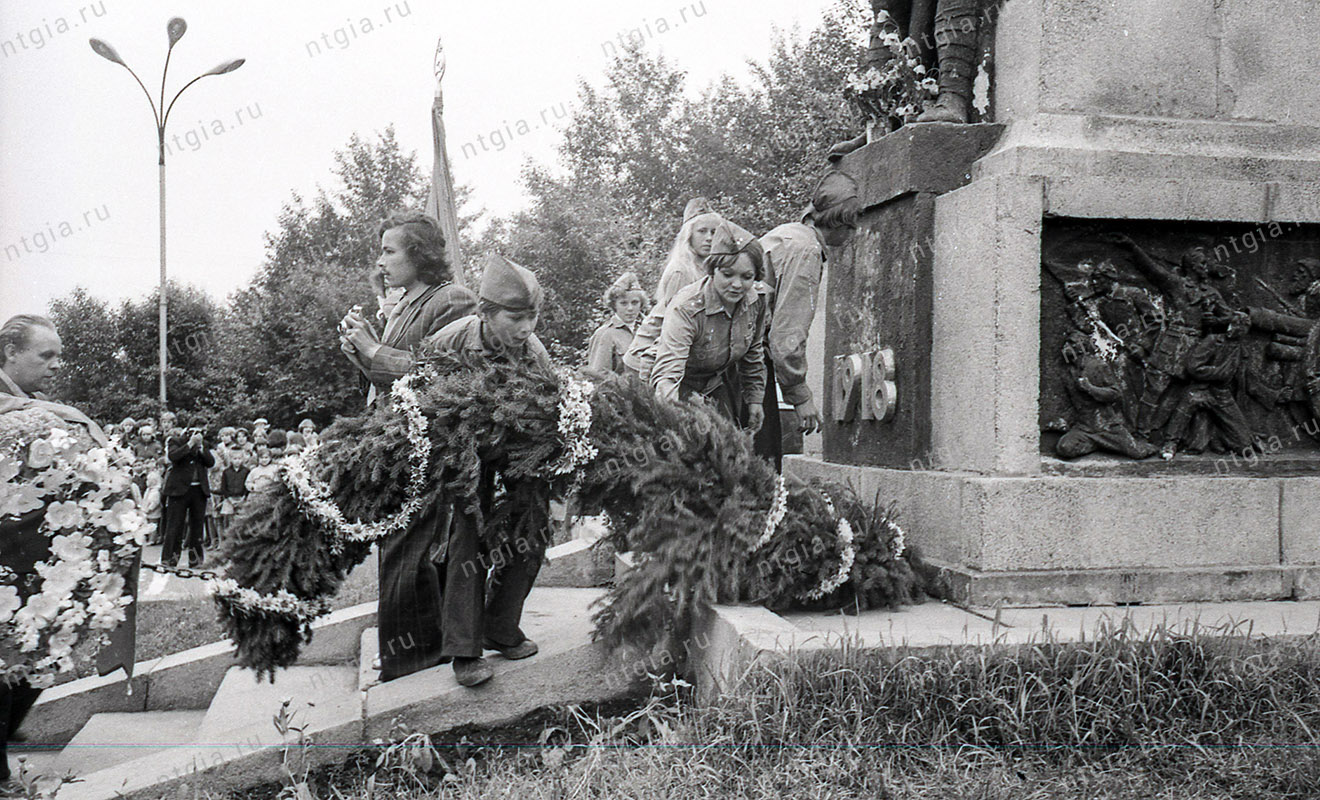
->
xmin=216 ymin=353 xmax=930 ymax=678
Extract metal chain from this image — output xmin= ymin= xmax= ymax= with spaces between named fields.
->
xmin=141 ymin=561 xmax=224 ymax=581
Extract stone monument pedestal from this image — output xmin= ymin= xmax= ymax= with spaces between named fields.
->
xmin=800 ymin=0 xmax=1320 ymax=606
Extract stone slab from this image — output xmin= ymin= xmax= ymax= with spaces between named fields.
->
xmin=824 ymin=192 xmax=936 ymax=467
xmin=54 ymin=684 xmax=366 ymax=800
xmin=52 ymin=710 xmax=206 ymax=777
xmin=784 ymin=599 xmax=1320 ymax=649
xmin=835 ymin=123 xmax=1005 ymax=211
xmin=929 ymin=560 xmax=1292 ymax=607
xmin=16 ymin=669 xmax=149 ymax=750
xmin=615 ymin=550 xmax=636 ymax=583
xmin=1038 ymin=0 xmax=1220 ymax=119
xmin=358 ymin=627 xmax=381 ymax=691
xmin=787 ymin=457 xmax=1309 ymax=604
xmin=197 ymin=666 xmax=358 ymax=741
xmin=363 ymin=588 xmax=642 ymax=739
xmin=1282 ymin=478 xmax=1320 ymax=565
xmin=536 ymin=538 xmax=614 ymax=588
xmin=929 ymin=174 xmax=1043 ymax=475
xmin=21 ymin=601 xmax=377 ymax=749
xmin=994 ymin=0 xmax=1320 ymax=126
xmin=1216 ymin=0 xmax=1320 ymax=127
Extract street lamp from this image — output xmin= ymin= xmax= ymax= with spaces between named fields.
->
xmin=89 ymin=19 xmax=243 ymax=408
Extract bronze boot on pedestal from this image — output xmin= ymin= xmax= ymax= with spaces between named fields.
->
xmin=916 ymin=0 xmax=980 ymax=123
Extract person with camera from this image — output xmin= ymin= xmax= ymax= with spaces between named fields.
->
xmin=160 ymin=426 xmax=215 ymax=568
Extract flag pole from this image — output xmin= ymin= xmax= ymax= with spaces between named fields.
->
xmin=426 ymin=36 xmax=465 ymax=285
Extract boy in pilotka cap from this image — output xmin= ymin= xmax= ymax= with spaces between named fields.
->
xmin=376 ymin=254 xmax=552 ymax=688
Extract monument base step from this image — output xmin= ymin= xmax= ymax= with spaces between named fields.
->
xmin=787 ymin=456 xmax=1320 ymax=606
xmin=923 ymin=560 xmax=1319 ymax=607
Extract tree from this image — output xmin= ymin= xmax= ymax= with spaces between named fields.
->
xmin=47 ymin=288 xmax=133 ymax=421
xmin=47 ymin=283 xmax=227 ymax=424
xmin=227 ymin=126 xmax=436 ymax=427
xmin=484 ymin=0 xmax=869 ymax=357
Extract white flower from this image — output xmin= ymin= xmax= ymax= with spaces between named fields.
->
xmin=45 ymin=501 xmax=85 ymax=531
xmin=47 ymin=627 xmax=78 ymax=661
xmin=26 ymin=439 xmax=54 ymax=469
xmin=0 ymin=482 xmax=44 ymax=518
xmin=47 ymin=428 xmax=75 ymax=452
xmin=87 ymin=591 xmax=126 ymax=629
xmin=91 ymin=572 xmax=125 ymax=596
xmin=50 ymin=533 xmax=93 ymax=563
xmin=73 ymin=450 xmax=110 ymax=484
xmin=99 ymin=499 xmax=142 ymax=533
xmin=0 ymin=585 xmax=20 ymax=624
xmin=37 ymin=561 xmax=85 ymax=599
xmin=15 ymin=593 xmax=61 ymax=629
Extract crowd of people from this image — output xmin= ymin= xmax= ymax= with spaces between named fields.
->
xmin=97 ymin=413 xmax=322 ymax=569
xmin=333 ymin=169 xmax=860 ymax=687
xmin=0 ymin=169 xmax=861 ymax=774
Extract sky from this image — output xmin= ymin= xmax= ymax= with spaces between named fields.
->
xmin=0 ymin=0 xmax=844 ymax=321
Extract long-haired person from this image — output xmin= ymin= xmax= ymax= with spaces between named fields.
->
xmin=646 ymin=240 xmax=770 ymax=430
xmin=339 ymin=211 xmax=477 ymax=405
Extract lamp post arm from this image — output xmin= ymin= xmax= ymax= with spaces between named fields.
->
xmin=162 ymin=73 xmax=212 ymax=132
xmin=160 ymin=46 xmax=175 ymax=127
xmin=120 ymin=63 xmax=163 ymax=132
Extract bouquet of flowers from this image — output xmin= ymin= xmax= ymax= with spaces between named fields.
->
xmin=0 ymin=408 xmax=147 ymax=687
xmin=843 ymin=10 xmax=939 ymax=129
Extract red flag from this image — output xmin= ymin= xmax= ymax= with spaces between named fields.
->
xmin=425 ymin=37 xmax=465 ymax=286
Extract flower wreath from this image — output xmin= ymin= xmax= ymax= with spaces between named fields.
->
xmin=217 ymin=370 xmax=599 ymax=623
xmin=0 ymin=411 xmax=146 ymax=687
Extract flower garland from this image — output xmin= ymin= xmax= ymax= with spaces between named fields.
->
xmin=802 ymin=491 xmax=856 ymax=601
xmin=1 ymin=418 xmax=146 ymax=687
xmin=281 ymin=372 xmax=431 ymax=548
xmin=209 ymin=578 xmax=330 ymax=625
xmin=753 ymin=474 xmax=789 ymax=550
xmin=888 ymin=519 xmax=906 ymax=561
xmin=551 ymin=375 xmax=598 ymax=476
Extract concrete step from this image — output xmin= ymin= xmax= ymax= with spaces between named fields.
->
xmin=52 ymin=711 xmax=207 ymax=777
xmin=536 ymin=538 xmax=614 ymax=587
xmin=197 ymin=665 xmax=359 ymax=741
xmin=358 ymin=627 xmax=381 ymax=690
xmin=51 ymin=588 xmax=646 ymax=800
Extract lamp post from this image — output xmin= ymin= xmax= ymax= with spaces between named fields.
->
xmin=89 ymin=19 xmax=243 ymax=408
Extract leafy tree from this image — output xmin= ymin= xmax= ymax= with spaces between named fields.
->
xmin=47 ymin=283 xmax=226 ymax=424
xmin=227 ymin=126 xmax=437 ymax=427
xmin=46 ymin=288 xmax=133 ymax=420
xmin=486 ymin=0 xmax=869 ymax=357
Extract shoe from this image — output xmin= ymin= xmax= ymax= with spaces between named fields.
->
xmin=453 ymin=657 xmax=493 ymax=687
xmin=484 ymin=637 xmax=538 ymax=660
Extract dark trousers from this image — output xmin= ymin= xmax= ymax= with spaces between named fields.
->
xmin=439 ymin=505 xmax=549 ymax=659
xmin=751 ymin=361 xmax=785 ymax=472
xmin=1 ymin=681 xmax=42 ymax=780
xmin=377 ymin=504 xmax=451 ymax=681
xmin=161 ymin=487 xmax=206 ymax=567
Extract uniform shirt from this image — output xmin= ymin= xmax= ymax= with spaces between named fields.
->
xmin=759 ymin=221 xmax=828 ymax=408
xmin=423 ymin=314 xmax=554 ymax=372
xmin=358 ymin=282 xmax=478 ymax=404
xmin=654 ymin=219 xmax=756 ymax=307
xmin=650 ymin=276 xmax=768 ymax=406
xmin=623 ymin=303 xmax=665 ymax=383
xmin=584 ymin=314 xmax=635 ymax=379
xmin=655 ymin=260 xmax=704 ymax=309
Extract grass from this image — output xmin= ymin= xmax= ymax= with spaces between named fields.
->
xmin=204 ymin=619 xmax=1320 ymax=799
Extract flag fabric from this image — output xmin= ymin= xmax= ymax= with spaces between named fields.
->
xmin=426 ymin=38 xmax=465 ymax=285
